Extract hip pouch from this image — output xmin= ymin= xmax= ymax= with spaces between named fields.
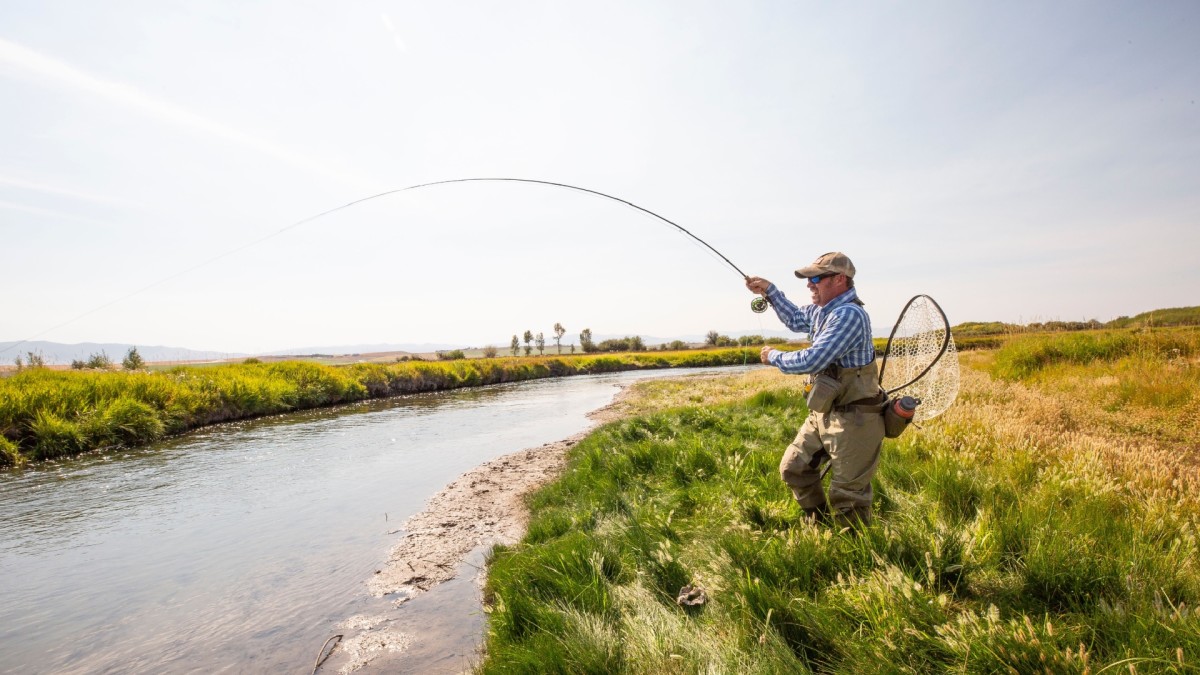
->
xmin=882 ymin=397 xmax=920 ymax=438
xmin=805 ymin=373 xmax=842 ymax=415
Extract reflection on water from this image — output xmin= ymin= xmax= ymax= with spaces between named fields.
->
xmin=0 ymin=367 xmax=753 ymax=673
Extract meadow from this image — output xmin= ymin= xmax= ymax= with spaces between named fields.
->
xmin=479 ymin=327 xmax=1199 ymax=673
xmin=0 ymin=348 xmax=762 ymax=467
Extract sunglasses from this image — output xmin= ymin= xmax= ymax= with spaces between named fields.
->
xmin=807 ymin=273 xmax=838 ymax=284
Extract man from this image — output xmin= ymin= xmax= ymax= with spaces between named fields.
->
xmin=745 ymin=251 xmax=885 ymax=528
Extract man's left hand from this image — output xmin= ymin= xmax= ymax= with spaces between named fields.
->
xmin=760 ymin=346 xmax=773 ymax=365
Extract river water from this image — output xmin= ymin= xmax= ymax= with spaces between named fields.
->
xmin=0 ymin=367 xmax=750 ymax=674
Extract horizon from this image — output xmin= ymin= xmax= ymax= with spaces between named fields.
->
xmin=3 ymin=2 xmax=1198 ymax=354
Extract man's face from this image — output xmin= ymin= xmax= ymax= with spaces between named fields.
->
xmin=806 ymin=273 xmax=848 ymax=307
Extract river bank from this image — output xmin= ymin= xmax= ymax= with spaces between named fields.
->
xmin=322 ymin=368 xmax=787 ymax=673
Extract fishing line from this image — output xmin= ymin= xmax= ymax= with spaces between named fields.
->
xmin=2 ymin=177 xmax=754 ymax=357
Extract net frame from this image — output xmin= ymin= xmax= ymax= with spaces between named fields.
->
xmin=877 ymin=294 xmax=959 ymax=422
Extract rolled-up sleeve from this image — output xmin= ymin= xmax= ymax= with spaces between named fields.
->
xmin=765 ymin=285 xmax=814 ymax=333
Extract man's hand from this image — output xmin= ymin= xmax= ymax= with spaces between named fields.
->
xmin=744 ymin=276 xmax=772 ymax=295
xmin=760 ymin=345 xmax=773 ymax=365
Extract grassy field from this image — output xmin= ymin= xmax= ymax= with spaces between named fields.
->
xmin=479 ymin=327 xmax=1199 ymax=673
xmin=0 ymin=348 xmax=763 ymax=467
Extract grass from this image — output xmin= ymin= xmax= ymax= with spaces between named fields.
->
xmin=479 ymin=331 xmax=1200 ymax=673
xmin=0 ymin=348 xmax=762 ymax=467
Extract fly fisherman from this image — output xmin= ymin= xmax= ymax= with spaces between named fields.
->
xmin=745 ymin=252 xmax=886 ymax=529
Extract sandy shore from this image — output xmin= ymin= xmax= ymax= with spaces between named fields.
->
xmin=325 ymin=388 xmax=630 ymax=673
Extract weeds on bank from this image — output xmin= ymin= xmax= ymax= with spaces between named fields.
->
xmin=480 ymin=333 xmax=1200 ymax=673
xmin=0 ymin=349 xmax=761 ymax=467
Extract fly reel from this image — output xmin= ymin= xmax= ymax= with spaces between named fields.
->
xmin=750 ymin=296 xmax=769 ymax=313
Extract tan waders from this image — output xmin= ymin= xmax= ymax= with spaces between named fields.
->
xmin=779 ymin=362 xmax=885 ymax=529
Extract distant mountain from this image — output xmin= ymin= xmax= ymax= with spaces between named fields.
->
xmin=264 ymin=342 xmax=460 ymax=356
xmin=1 ymin=341 xmax=247 ymax=365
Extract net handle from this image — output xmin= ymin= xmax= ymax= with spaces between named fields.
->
xmin=878 ymin=294 xmax=952 ymax=396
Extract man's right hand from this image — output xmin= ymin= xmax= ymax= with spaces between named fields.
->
xmin=745 ymin=276 xmax=772 ymax=295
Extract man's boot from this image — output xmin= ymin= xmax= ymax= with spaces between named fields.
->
xmin=802 ymin=503 xmax=831 ymax=526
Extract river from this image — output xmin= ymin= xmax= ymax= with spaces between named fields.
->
xmin=0 ymin=366 xmax=751 ymax=674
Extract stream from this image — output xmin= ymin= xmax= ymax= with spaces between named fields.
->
xmin=0 ymin=366 xmax=751 ymax=674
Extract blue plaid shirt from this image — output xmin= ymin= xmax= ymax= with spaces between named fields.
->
xmin=763 ymin=284 xmax=876 ymax=374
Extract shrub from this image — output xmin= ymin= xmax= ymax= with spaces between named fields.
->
xmin=122 ymin=347 xmax=145 ymax=371
xmin=439 ymin=350 xmax=466 ymax=361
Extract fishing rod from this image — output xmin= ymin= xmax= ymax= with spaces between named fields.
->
xmin=2 ymin=177 xmax=764 ymax=357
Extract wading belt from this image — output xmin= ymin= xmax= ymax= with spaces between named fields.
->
xmin=832 ymin=392 xmax=886 ymax=414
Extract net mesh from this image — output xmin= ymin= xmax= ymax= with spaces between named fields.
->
xmin=878 ymin=295 xmax=959 ymax=422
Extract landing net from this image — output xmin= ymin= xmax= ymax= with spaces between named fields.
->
xmin=878 ymin=295 xmax=959 ymax=423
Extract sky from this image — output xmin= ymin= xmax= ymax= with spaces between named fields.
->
xmin=2 ymin=1 xmax=1197 ymax=355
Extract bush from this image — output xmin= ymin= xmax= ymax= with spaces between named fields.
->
xmin=439 ymin=350 xmax=466 ymax=361
xmin=122 ymin=347 xmax=145 ymax=371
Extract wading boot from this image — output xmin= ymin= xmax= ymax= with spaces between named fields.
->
xmin=802 ymin=503 xmax=832 ymax=526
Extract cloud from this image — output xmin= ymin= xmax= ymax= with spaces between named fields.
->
xmin=0 ymin=37 xmax=373 ymax=189
xmin=0 ymin=198 xmax=110 ymax=225
xmin=0 ymin=172 xmax=146 ymax=210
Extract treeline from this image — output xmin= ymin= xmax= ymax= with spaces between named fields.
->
xmin=501 ymin=326 xmax=790 ymax=356
xmin=0 ymin=349 xmax=761 ymax=467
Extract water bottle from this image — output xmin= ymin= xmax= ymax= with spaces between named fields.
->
xmin=892 ymin=396 xmax=919 ymax=420
xmin=884 ymin=395 xmax=920 ymax=438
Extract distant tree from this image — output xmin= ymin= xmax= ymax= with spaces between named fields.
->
xmin=244 ymin=357 xmax=263 ymax=364
xmin=580 ymin=328 xmax=596 ymax=353
xmin=71 ymin=359 xmax=87 ymax=370
xmin=122 ymin=346 xmax=145 ymax=371
xmin=510 ymin=335 xmax=520 ymax=357
xmin=13 ymin=355 xmax=22 ymax=371
xmin=535 ymin=332 xmax=545 ymax=355
xmin=553 ymin=323 xmax=566 ymax=354
xmin=482 ymin=345 xmax=498 ymax=358
xmin=438 ymin=349 xmax=466 ymax=360
xmin=86 ymin=351 xmax=112 ymax=369
xmin=570 ymin=344 xmax=575 ymax=354
xmin=737 ymin=335 xmax=764 ymax=347
xmin=523 ymin=330 xmax=533 ymax=357
xmin=705 ymin=330 xmax=720 ymax=346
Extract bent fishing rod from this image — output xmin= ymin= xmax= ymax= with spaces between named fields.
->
xmin=2 ymin=177 xmax=766 ymax=357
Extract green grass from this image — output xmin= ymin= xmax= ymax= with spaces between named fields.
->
xmin=479 ymin=336 xmax=1200 ymax=673
xmin=0 ymin=349 xmax=762 ymax=468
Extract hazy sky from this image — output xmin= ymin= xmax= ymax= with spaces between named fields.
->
xmin=2 ymin=1 xmax=1197 ymax=354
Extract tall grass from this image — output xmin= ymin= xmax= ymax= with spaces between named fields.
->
xmin=0 ymin=349 xmax=760 ymax=467
xmin=480 ymin=336 xmax=1200 ymax=673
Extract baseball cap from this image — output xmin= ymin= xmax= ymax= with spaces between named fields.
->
xmin=795 ymin=251 xmax=856 ymax=279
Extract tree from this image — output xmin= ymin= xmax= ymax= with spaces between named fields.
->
xmin=705 ymin=330 xmax=720 ymax=346
xmin=553 ymin=323 xmax=566 ymax=354
xmin=535 ymin=332 xmax=545 ymax=355
xmin=523 ymin=330 xmax=533 ymax=357
xmin=580 ymin=328 xmax=596 ymax=353
xmin=482 ymin=345 xmax=498 ymax=358
xmin=87 ymin=351 xmax=112 ymax=369
xmin=510 ymin=335 xmax=520 ymax=357
xmin=122 ymin=346 xmax=145 ymax=370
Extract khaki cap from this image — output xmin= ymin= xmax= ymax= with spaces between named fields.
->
xmin=795 ymin=251 xmax=856 ymax=279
